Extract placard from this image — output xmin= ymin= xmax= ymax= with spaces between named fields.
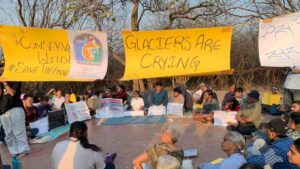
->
xmin=214 ymin=111 xmax=237 ymax=127
xmin=65 ymin=101 xmax=91 ymax=123
xmin=122 ymin=27 xmax=233 ymax=80
xmin=68 ymin=31 xmax=108 ymax=79
xmin=167 ymin=103 xmax=184 ymax=116
xmin=29 ymin=116 xmax=49 ymax=135
xmin=148 ymin=105 xmax=166 ymax=116
xmin=259 ymin=13 xmax=300 ymax=66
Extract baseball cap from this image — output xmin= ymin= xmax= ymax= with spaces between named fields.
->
xmin=265 ymin=119 xmax=288 ymax=135
xmin=247 ymin=90 xmax=260 ymax=100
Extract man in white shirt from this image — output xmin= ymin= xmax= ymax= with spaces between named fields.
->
xmin=284 ymin=66 xmax=300 ymax=111
xmin=51 ymin=89 xmax=65 ymax=110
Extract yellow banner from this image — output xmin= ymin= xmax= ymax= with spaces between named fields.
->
xmin=0 ymin=25 xmax=93 ymax=81
xmin=121 ymin=27 xmax=233 ymax=80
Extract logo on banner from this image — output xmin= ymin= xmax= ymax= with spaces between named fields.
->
xmin=74 ymin=34 xmax=102 ymax=65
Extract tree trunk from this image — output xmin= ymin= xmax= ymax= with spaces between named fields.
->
xmin=130 ymin=0 xmax=145 ymax=91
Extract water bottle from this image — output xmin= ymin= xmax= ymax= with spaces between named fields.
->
xmin=12 ymin=156 xmax=21 ymax=169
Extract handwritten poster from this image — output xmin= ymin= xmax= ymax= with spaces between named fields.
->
xmin=121 ymin=27 xmax=233 ymax=80
xmin=167 ymin=103 xmax=184 ymax=116
xmin=65 ymin=101 xmax=91 ymax=124
xmin=95 ymin=98 xmax=124 ymax=118
xmin=214 ymin=111 xmax=237 ymax=127
xmin=68 ymin=31 xmax=108 ymax=79
xmin=0 ymin=25 xmax=107 ymax=81
xmin=148 ymin=105 xmax=166 ymax=116
xmin=259 ymin=13 xmax=300 ymax=67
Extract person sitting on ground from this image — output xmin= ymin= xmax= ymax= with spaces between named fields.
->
xmin=51 ymin=89 xmax=65 ymax=110
xmin=157 ymin=155 xmax=181 ymax=169
xmin=222 ymin=84 xmax=236 ymax=110
xmin=246 ymin=118 xmax=298 ymax=169
xmin=288 ymin=138 xmax=300 ymax=167
xmin=133 ymin=125 xmax=184 ymax=169
xmin=199 ymin=131 xmax=246 ymax=169
xmin=113 ymin=85 xmax=128 ymax=104
xmin=239 ymin=163 xmax=263 ymax=169
xmin=172 ymin=87 xmax=184 ymax=104
xmin=235 ymin=87 xmax=244 ymax=104
xmin=102 ymin=89 xmax=113 ymax=99
xmin=193 ymin=90 xmax=220 ymax=123
xmin=85 ymin=85 xmax=96 ymax=98
xmin=150 ymin=81 xmax=168 ymax=107
xmin=61 ymin=92 xmax=73 ymax=109
xmin=130 ymin=90 xmax=144 ymax=111
xmin=224 ymin=98 xmax=240 ymax=112
xmin=282 ymin=101 xmax=300 ymax=122
xmin=52 ymin=121 xmax=116 ymax=169
xmin=23 ymin=94 xmax=39 ymax=139
xmin=178 ymin=85 xmax=193 ymax=112
xmin=36 ymin=96 xmax=52 ymax=118
xmin=262 ymin=86 xmax=282 ymax=116
xmin=227 ymin=90 xmax=262 ymax=136
xmin=46 ymin=88 xmax=56 ymax=100
xmin=193 ymin=82 xmax=207 ymax=103
xmin=198 ymin=85 xmax=219 ymax=105
xmin=287 ymin=113 xmax=300 ymax=141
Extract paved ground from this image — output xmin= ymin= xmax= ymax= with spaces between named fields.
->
xmin=0 ymin=116 xmax=228 ymax=169
xmin=0 ymin=91 xmax=278 ymax=169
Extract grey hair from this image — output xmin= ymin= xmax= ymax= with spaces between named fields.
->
xmin=225 ymin=131 xmax=245 ymax=151
xmin=157 ymin=155 xmax=181 ymax=169
xmin=162 ymin=125 xmax=183 ymax=144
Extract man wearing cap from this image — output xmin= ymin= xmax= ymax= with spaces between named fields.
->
xmin=247 ymin=119 xmax=299 ymax=169
xmin=228 ymin=90 xmax=262 ymax=135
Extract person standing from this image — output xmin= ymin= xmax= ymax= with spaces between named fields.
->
xmin=283 ymin=66 xmax=300 ymax=111
xmin=0 ymin=81 xmax=29 ymax=156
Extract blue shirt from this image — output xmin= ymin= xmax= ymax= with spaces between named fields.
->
xmin=247 ymin=137 xmax=299 ymax=169
xmin=151 ymin=90 xmax=168 ymax=107
xmin=200 ymin=153 xmax=246 ymax=169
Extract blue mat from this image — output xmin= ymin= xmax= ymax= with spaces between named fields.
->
xmin=103 ymin=115 xmax=166 ymax=125
xmin=31 ymin=124 xmax=70 ymax=144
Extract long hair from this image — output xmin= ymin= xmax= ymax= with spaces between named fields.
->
xmin=69 ymin=121 xmax=101 ymax=152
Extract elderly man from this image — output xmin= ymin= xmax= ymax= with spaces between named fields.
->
xmin=157 ymin=155 xmax=181 ymax=169
xmin=199 ymin=131 xmax=246 ymax=169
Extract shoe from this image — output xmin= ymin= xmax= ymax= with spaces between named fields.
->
xmin=105 ymin=153 xmax=117 ymax=163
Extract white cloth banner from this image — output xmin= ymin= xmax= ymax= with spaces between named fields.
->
xmin=65 ymin=101 xmax=91 ymax=124
xmin=213 ymin=111 xmax=237 ymax=127
xmin=148 ymin=105 xmax=166 ymax=116
xmin=259 ymin=13 xmax=300 ymax=67
xmin=68 ymin=31 xmax=108 ymax=79
xmin=167 ymin=103 xmax=184 ymax=116
xmin=95 ymin=98 xmax=124 ymax=118
xmin=29 ymin=116 xmax=49 ymax=135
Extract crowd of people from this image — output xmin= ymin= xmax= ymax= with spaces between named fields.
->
xmin=0 ymin=66 xmax=299 ymax=169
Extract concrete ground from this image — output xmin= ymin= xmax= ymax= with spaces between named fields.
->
xmin=0 ymin=91 xmax=278 ymax=169
xmin=0 ymin=113 xmax=277 ymax=169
